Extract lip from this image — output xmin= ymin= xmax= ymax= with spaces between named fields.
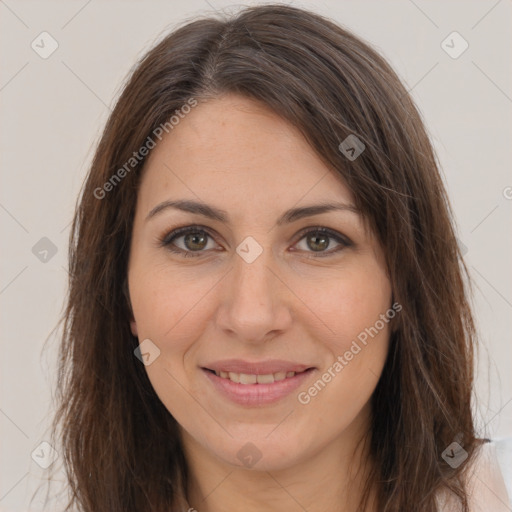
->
xmin=201 ymin=359 xmax=316 ymax=406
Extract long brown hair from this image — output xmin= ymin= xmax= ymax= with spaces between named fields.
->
xmin=48 ymin=4 xmax=479 ymax=511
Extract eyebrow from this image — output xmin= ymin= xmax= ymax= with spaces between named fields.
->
xmin=145 ymin=199 xmax=359 ymax=226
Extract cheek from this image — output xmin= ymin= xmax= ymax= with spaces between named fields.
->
xmin=128 ymin=263 xmax=221 ymax=393
xmin=267 ymin=264 xmax=392 ymax=463
xmin=295 ymin=260 xmax=392 ymax=406
xmin=129 ymin=267 xmax=215 ymax=422
xmin=299 ymin=260 xmax=392 ymax=351
xmin=314 ymin=271 xmax=391 ymax=406
xmin=129 ymin=262 xmax=216 ymax=343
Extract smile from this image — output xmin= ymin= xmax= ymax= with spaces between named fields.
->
xmin=201 ymin=360 xmax=316 ymax=406
xmin=212 ymin=369 xmax=301 ymax=384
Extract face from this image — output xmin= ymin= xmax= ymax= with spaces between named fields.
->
xmin=128 ymin=94 xmax=393 ymax=472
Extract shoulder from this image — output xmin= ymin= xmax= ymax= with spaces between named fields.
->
xmin=436 ymin=440 xmax=511 ymax=512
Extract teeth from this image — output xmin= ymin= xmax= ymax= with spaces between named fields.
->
xmin=228 ymin=372 xmax=240 ymax=383
xmin=239 ymin=373 xmax=257 ymax=384
xmin=214 ymin=370 xmax=298 ymax=384
xmin=256 ymin=374 xmax=274 ymax=384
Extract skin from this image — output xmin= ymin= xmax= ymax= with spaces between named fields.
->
xmin=128 ymin=94 xmax=393 ymax=512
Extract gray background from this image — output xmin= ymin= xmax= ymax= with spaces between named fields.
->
xmin=1 ymin=0 xmax=511 ymax=509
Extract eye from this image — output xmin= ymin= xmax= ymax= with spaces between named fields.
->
xmin=292 ymin=227 xmax=351 ymax=257
xmin=159 ymin=225 xmax=352 ymax=259
xmin=160 ymin=225 xmax=219 ymax=258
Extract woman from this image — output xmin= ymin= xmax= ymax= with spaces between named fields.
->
xmin=50 ymin=4 xmax=509 ymax=511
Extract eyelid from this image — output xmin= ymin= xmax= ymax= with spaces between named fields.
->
xmin=293 ymin=226 xmax=352 ymax=247
xmin=160 ymin=224 xmax=219 ymax=246
xmin=159 ymin=224 xmax=222 ymax=258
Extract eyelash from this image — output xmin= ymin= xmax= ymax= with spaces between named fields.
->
xmin=159 ymin=224 xmax=352 ymax=259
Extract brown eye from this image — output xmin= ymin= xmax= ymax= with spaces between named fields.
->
xmin=293 ymin=227 xmax=351 ymax=256
xmin=306 ymin=233 xmax=330 ymax=252
xmin=183 ymin=231 xmax=208 ymax=251
xmin=161 ymin=225 xmax=351 ymax=259
xmin=161 ymin=226 xmax=218 ymax=257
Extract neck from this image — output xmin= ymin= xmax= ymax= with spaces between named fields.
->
xmin=181 ymin=406 xmax=376 ymax=512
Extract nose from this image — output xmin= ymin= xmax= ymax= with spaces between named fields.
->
xmin=215 ymin=245 xmax=293 ymax=344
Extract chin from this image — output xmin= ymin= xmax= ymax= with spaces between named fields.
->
xmin=202 ymin=429 xmax=314 ymax=472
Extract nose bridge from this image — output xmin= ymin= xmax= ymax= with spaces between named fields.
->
xmin=217 ymin=241 xmax=291 ymax=340
xmin=233 ymin=246 xmax=273 ymax=298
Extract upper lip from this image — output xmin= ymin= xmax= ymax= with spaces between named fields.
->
xmin=203 ymin=359 xmax=314 ymax=375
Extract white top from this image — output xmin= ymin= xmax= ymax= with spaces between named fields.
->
xmin=437 ymin=440 xmax=511 ymax=511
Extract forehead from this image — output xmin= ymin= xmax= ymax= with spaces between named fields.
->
xmin=138 ymin=94 xmax=354 ymax=211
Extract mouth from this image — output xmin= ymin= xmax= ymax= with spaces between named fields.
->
xmin=204 ymin=368 xmax=306 ymax=384
xmin=201 ymin=360 xmax=316 ymax=406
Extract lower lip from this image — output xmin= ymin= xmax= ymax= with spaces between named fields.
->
xmin=202 ymin=368 xmax=315 ymax=406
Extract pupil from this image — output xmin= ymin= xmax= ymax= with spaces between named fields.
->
xmin=185 ymin=232 xmax=207 ymax=250
xmin=308 ymin=233 xmax=329 ymax=251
